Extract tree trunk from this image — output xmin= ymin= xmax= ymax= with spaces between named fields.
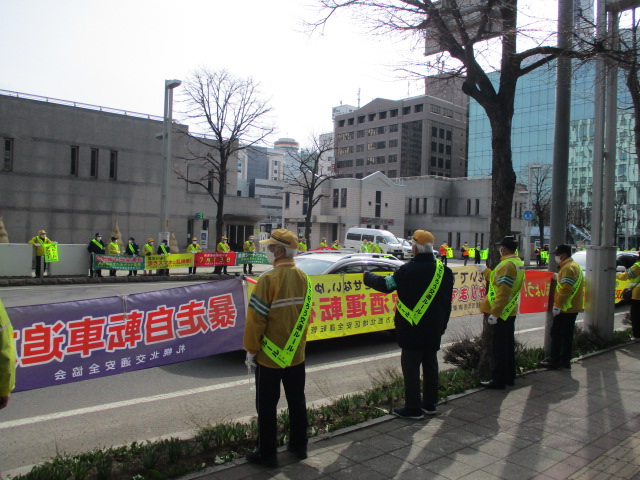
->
xmin=215 ymin=159 xmax=228 ymax=244
xmin=478 ymin=315 xmax=494 ymax=379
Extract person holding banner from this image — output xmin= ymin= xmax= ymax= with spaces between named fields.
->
xmin=213 ymin=236 xmax=230 ymax=275
xmin=477 ymin=236 xmax=525 ymax=389
xmin=0 ymin=298 xmax=16 ymax=410
xmin=243 ymin=229 xmax=311 ymax=467
xmin=107 ymin=237 xmax=120 ymax=276
xmin=188 ymin=237 xmax=202 ymax=275
xmin=87 ymin=233 xmax=105 ymax=277
xmin=242 ymin=235 xmax=255 ymax=275
xmin=157 ymin=239 xmax=170 ymax=276
xmin=143 ymin=238 xmax=155 ymax=275
xmin=364 ymin=230 xmax=453 ymax=419
xmin=541 ymin=244 xmax=585 ymax=370
xmin=28 ymin=229 xmax=54 ymax=277
xmin=126 ymin=237 xmax=140 ymax=277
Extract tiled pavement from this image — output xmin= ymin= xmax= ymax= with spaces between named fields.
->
xmin=184 ymin=342 xmax=640 ymax=480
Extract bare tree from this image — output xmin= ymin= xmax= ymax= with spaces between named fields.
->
xmin=566 ymin=198 xmax=591 ymax=245
xmin=283 ymin=134 xmax=337 ymax=246
xmin=311 ymin=0 xmax=574 ymax=267
xmin=529 ymin=164 xmax=552 ymax=248
xmin=175 ymin=68 xmax=275 ymax=243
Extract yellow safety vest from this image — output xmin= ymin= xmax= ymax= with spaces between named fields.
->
xmin=261 ymin=278 xmax=312 ymax=368
xmin=556 ymin=267 xmax=583 ymax=311
xmin=487 ymin=257 xmax=525 ymax=320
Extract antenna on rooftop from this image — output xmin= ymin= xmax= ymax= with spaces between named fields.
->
xmin=357 ymin=88 xmax=361 ymax=108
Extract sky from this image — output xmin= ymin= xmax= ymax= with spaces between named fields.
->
xmin=1 ymin=0 xmax=429 ymax=147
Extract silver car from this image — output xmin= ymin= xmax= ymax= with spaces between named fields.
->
xmin=292 ymin=252 xmax=404 ymax=275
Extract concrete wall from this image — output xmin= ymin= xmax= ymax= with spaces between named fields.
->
xmin=0 ymin=244 xmax=88 ymax=277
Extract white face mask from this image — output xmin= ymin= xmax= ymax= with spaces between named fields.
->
xmin=265 ymin=250 xmax=276 ymax=264
xmin=555 ymin=255 xmax=562 ymax=264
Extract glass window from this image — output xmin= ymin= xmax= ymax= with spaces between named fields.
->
xmin=390 ymin=109 xmax=398 ymax=117
xmin=379 ymin=111 xmax=387 ymax=119
xmin=389 ymin=124 xmax=398 ymax=132
xmin=340 ymin=188 xmax=347 ymax=207
xmin=109 ymin=150 xmax=118 ymax=180
xmin=402 ymin=106 xmax=410 ymax=115
xmin=90 ymin=148 xmax=99 ymax=178
xmin=70 ymin=145 xmax=79 ymax=176
xmin=347 ymin=118 xmax=354 ymax=125
xmin=3 ymin=138 xmax=13 ymax=172
xmin=389 ymin=139 xmax=398 ymax=148
xmin=414 ymin=104 xmax=423 ymax=113
xmin=333 ymin=189 xmax=339 ymax=208
xmin=368 ymin=113 xmax=376 ymax=121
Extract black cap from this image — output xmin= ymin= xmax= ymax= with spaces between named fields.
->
xmin=95 ymin=233 xmax=101 ymax=236
xmin=129 ymin=237 xmax=135 ymax=241
xmin=162 ymin=239 xmax=168 ymax=243
xmin=553 ymin=244 xmax=572 ymax=256
xmin=111 ymin=236 xmax=117 ymax=241
xmin=497 ymin=236 xmax=518 ymax=251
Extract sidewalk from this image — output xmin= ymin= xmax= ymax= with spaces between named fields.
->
xmin=185 ymin=343 xmax=640 ymax=480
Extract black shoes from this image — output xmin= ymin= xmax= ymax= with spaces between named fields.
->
xmin=540 ymin=359 xmax=561 ymax=370
xmin=480 ymin=380 xmax=506 ymax=390
xmin=246 ymin=449 xmax=278 ymax=468
xmin=422 ymin=404 xmax=437 ymax=415
xmin=393 ymin=407 xmax=425 ymax=420
xmin=287 ymin=444 xmax=308 ymax=460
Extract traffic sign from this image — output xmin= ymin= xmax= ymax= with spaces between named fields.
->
xmin=522 ymin=210 xmax=535 ymax=222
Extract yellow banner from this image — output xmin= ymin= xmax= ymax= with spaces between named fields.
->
xmin=145 ymin=253 xmax=194 ymax=270
xmin=43 ymin=243 xmax=59 ymax=263
xmin=245 ymin=266 xmax=486 ymax=342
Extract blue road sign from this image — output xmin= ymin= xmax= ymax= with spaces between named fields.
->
xmin=522 ymin=210 xmax=535 ymax=222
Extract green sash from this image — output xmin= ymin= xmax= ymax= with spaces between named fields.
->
xmin=396 ymin=260 xmax=445 ymax=326
xmin=487 ymin=257 xmax=525 ymax=320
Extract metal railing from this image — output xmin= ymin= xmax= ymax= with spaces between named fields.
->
xmin=0 ymin=88 xmax=163 ymax=122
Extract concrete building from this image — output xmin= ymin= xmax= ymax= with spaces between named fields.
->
xmin=333 ymin=78 xmax=468 ymax=180
xmin=0 ymin=90 xmax=263 ymax=251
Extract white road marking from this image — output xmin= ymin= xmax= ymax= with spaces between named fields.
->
xmin=1 ymin=312 xmax=627 ymax=430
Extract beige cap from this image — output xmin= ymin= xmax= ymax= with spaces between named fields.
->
xmin=260 ymin=229 xmax=298 ymax=249
xmin=412 ymin=230 xmax=435 ymax=246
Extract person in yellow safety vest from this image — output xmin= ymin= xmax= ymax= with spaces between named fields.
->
xmin=297 ymin=238 xmax=308 ymax=252
xmin=359 ymin=238 xmax=371 ymax=253
xmin=332 ymin=239 xmax=341 ymax=249
xmin=243 ymin=235 xmax=256 ymax=275
xmin=477 ymin=235 xmax=525 ymax=389
xmin=243 ymin=229 xmax=311 ymax=467
xmin=616 ymin=258 xmax=640 ymax=342
xmin=143 ymin=238 xmax=155 ymax=276
xmin=107 ymin=236 xmax=120 ymax=277
xmin=540 ymin=244 xmax=585 ymax=369
xmin=214 ymin=235 xmax=230 ymax=275
xmin=0 ymin=298 xmax=16 ymax=410
xmin=126 ymin=237 xmax=140 ymax=277
xmin=364 ymin=230 xmax=453 ymax=419
xmin=370 ymin=240 xmax=384 ymax=254
xmin=28 ymin=229 xmax=55 ymax=278
xmin=87 ymin=232 xmax=105 ymax=278
xmin=188 ymin=237 xmax=202 ymax=275
xmin=318 ymin=237 xmax=328 ymax=248
xmin=157 ymin=239 xmax=170 ymax=276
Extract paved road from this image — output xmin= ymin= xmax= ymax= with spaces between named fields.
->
xmin=0 ymin=273 xmax=630 ymax=475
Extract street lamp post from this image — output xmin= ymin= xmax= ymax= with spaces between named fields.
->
xmin=159 ymin=79 xmax=182 ymax=241
xmin=524 ymin=164 xmax=541 ymax=267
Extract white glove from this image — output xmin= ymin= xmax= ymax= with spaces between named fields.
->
xmin=245 ymin=352 xmax=256 ymax=367
xmin=476 ymin=264 xmax=487 ymax=273
xmin=552 ymin=273 xmax=558 ymax=281
xmin=488 ymin=315 xmax=498 ymax=325
xmin=35 ymin=243 xmax=41 ymax=247
xmin=552 ymin=306 xmax=561 ymax=317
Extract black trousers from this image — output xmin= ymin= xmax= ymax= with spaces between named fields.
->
xmin=243 ymin=263 xmax=253 ymax=274
xmin=188 ymin=267 xmax=197 ymax=274
xmin=491 ymin=316 xmax=516 ymax=385
xmin=475 ymin=256 xmax=481 ymax=265
xmin=34 ymin=256 xmax=46 ymax=277
xmin=255 ymin=362 xmax=307 ymax=456
xmin=630 ymin=300 xmax=640 ymax=338
xmin=549 ymin=312 xmax=578 ymax=364
xmin=400 ymin=348 xmax=438 ymax=410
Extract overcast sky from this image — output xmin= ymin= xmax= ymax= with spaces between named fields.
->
xmin=1 ymin=0 xmax=431 ymax=146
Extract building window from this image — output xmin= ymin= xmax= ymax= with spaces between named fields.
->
xmin=333 ymin=188 xmax=339 ymax=208
xmin=430 ymin=104 xmax=441 ymax=114
xmin=357 ymin=129 xmax=365 ymax=138
xmin=446 ymin=130 xmax=452 ymax=141
xmin=467 ymin=199 xmax=471 ymax=215
xmin=207 ymin=170 xmax=214 ymax=193
xmin=377 ymin=126 xmax=385 ymax=134
xmin=340 ymin=188 xmax=347 ymax=207
xmin=357 ymin=116 xmax=365 ymax=124
xmin=423 ymin=198 xmax=427 ymax=213
xmin=390 ymin=109 xmax=398 ymax=117
xmin=367 ymin=128 xmax=377 ymax=136
xmin=439 ymin=143 xmax=444 ymax=153
xmin=431 ymin=156 xmax=437 ymax=166
xmin=439 ymin=128 xmax=444 ymax=139
xmin=388 ymin=154 xmax=397 ymax=163
xmin=408 ymin=198 xmax=412 ymax=214
xmin=109 ymin=150 xmax=118 ymax=180
xmin=90 ymin=148 xmax=99 ymax=178
xmin=431 ymin=142 xmax=437 ymax=152
xmin=285 ymin=192 xmax=290 ymax=208
xmin=415 ymin=197 xmax=420 ymax=214
xmin=402 ymin=106 xmax=411 ymax=115
xmin=338 ymin=120 xmax=345 ymax=127
xmin=475 ymin=199 xmax=480 ymax=214
xmin=414 ymin=104 xmax=423 ymax=113
xmin=389 ymin=139 xmax=398 ymax=148
xmin=348 ymin=118 xmax=354 ymax=125
xmin=445 ymin=159 xmax=451 ymax=169
xmin=356 ymin=144 xmax=365 ymax=152
xmin=368 ymin=113 xmax=376 ymax=121
xmin=446 ymin=145 xmax=451 ymax=155
xmin=438 ymin=158 xmax=444 ymax=168
xmin=445 ymin=199 xmax=449 ymax=215
xmin=3 ymin=138 xmax=13 ymax=172
xmin=379 ymin=111 xmax=387 ymax=119
xmin=438 ymin=198 xmax=443 ymax=214
xmin=356 ymin=158 xmax=364 ymax=166
xmin=389 ymin=124 xmax=398 ymax=132
xmin=356 ymin=172 xmax=364 ymax=179
xmin=70 ymin=145 xmax=79 ymax=176
xmin=431 ymin=126 xmax=438 ymax=137
xmin=388 ymin=169 xmax=397 ymax=178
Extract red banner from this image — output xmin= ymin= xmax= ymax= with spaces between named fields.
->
xmin=520 ymin=270 xmax=554 ymax=314
xmin=194 ymin=252 xmax=237 ymax=267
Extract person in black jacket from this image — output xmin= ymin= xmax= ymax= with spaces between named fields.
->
xmin=364 ymin=229 xmax=453 ymax=420
xmin=125 ymin=237 xmax=140 ymax=277
xmin=87 ymin=232 xmax=105 ymax=278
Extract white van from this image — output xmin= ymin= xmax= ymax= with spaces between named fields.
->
xmin=344 ymin=227 xmax=406 ymax=258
